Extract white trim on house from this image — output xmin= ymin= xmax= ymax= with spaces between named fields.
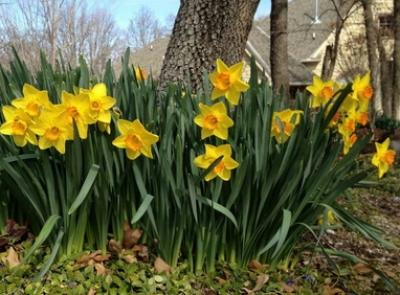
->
xmin=244 ymin=45 xmax=272 ymax=83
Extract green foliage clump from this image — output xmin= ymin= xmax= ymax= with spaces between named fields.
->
xmin=0 ymin=50 xmax=392 ymax=276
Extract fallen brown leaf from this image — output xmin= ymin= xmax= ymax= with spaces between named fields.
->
xmin=132 ymin=244 xmax=149 ymax=261
xmin=323 ymin=284 xmax=345 ymax=295
xmin=352 ymin=263 xmax=372 ymax=274
xmin=122 ymin=222 xmax=142 ymax=249
xmin=120 ymin=252 xmax=136 ymax=264
xmin=108 ymin=239 xmax=122 ymax=254
xmin=77 ymin=250 xmax=110 ymax=266
xmin=94 ymin=263 xmax=108 ymax=276
xmin=6 ymin=220 xmax=28 ymax=240
xmin=281 ymin=282 xmax=296 ymax=293
xmin=254 ymin=274 xmax=269 ymax=291
xmin=248 ymin=260 xmax=267 ymax=271
xmin=216 ymin=277 xmax=226 ymax=285
xmin=154 ymin=257 xmax=172 ymax=273
xmin=3 ymin=247 xmax=20 ymax=268
xmin=242 ymin=274 xmax=269 ymax=294
xmin=87 ymin=287 xmax=96 ymax=295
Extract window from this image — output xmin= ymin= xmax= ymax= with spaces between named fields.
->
xmin=379 ymin=14 xmax=394 ymax=37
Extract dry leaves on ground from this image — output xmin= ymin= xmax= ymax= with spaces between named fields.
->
xmin=122 ymin=221 xmax=142 ymax=249
xmin=242 ymin=274 xmax=269 ymax=294
xmin=1 ymin=247 xmax=20 ymax=268
xmin=154 ymin=256 xmax=172 ymax=273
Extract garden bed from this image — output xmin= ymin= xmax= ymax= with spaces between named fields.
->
xmin=1 ymin=162 xmax=398 ymax=294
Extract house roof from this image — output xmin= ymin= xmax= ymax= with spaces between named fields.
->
xmin=256 ymin=0 xmax=356 ymax=62
xmin=131 ymin=37 xmax=170 ymax=77
xmin=131 ymin=0 xmax=351 ymax=85
xmin=246 ymin=25 xmax=313 ymax=85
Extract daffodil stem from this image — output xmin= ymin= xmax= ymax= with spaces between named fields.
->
xmin=207 ymin=231 xmax=218 ymax=273
xmin=195 ymin=229 xmax=204 ymax=273
xmin=229 ymin=248 xmax=237 ymax=265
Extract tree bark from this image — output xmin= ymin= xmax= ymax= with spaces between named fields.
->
xmin=378 ymin=35 xmax=392 ymax=117
xmin=158 ymin=0 xmax=260 ymax=91
xmin=321 ymin=45 xmax=333 ymax=80
xmin=393 ymin=0 xmax=400 ymax=120
xmin=361 ymin=0 xmax=383 ymax=116
xmin=270 ymin=0 xmax=289 ymax=99
xmin=322 ymin=0 xmax=356 ymax=80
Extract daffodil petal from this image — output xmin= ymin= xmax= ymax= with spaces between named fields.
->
xmin=91 ymin=83 xmax=107 ymax=98
xmin=126 ymin=149 xmax=141 ymax=160
xmin=13 ymin=135 xmax=27 ymax=147
xmin=112 ymin=135 xmax=126 ymax=148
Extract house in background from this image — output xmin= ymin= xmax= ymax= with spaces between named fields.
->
xmin=132 ymin=0 xmax=394 ymax=89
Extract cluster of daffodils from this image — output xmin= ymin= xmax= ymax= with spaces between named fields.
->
xmin=0 ymin=83 xmax=159 ymax=160
xmin=306 ymin=73 xmax=396 ymax=178
xmin=0 ymin=83 xmax=115 ymax=153
xmin=193 ymin=59 xmax=248 ymax=181
xmin=306 ymin=74 xmax=372 ymax=154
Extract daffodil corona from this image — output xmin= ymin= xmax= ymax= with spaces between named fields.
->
xmin=60 ymin=91 xmax=93 ymax=139
xmin=352 ymin=72 xmax=373 ymax=112
xmin=112 ymin=119 xmax=159 ymax=160
xmin=30 ymin=108 xmax=73 ymax=154
xmin=80 ymin=83 xmax=116 ymax=134
xmin=194 ymin=102 xmax=234 ymax=140
xmin=306 ymin=76 xmax=336 ymax=108
xmin=209 ymin=59 xmax=249 ymax=106
xmin=11 ymin=84 xmax=51 ymax=119
xmin=194 ymin=144 xmax=239 ymax=181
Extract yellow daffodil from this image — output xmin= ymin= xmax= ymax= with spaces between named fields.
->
xmin=352 ymin=72 xmax=373 ymax=112
xmin=60 ymin=91 xmax=93 ymax=139
xmin=0 ymin=106 xmax=37 ymax=147
xmin=271 ymin=109 xmax=303 ymax=144
xmin=193 ymin=144 xmax=239 ymax=181
xmin=30 ymin=108 xmax=73 ymax=154
xmin=371 ymin=138 xmax=396 ymax=178
xmin=338 ymin=118 xmax=356 ymax=138
xmin=134 ymin=67 xmax=147 ymax=82
xmin=338 ymin=102 xmax=359 ymax=136
xmin=194 ymin=102 xmax=234 ymax=140
xmin=11 ymin=84 xmax=51 ymax=119
xmin=80 ymin=83 xmax=116 ymax=134
xmin=209 ymin=58 xmax=249 ymax=106
xmin=342 ymin=133 xmax=357 ymax=155
xmin=318 ymin=209 xmax=336 ymax=225
xmin=306 ymin=76 xmax=336 ymax=108
xmin=112 ymin=119 xmax=159 ymax=160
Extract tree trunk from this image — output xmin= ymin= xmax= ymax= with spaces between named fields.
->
xmin=322 ymin=0 xmax=356 ymax=80
xmin=321 ymin=45 xmax=333 ymax=80
xmin=378 ymin=35 xmax=392 ymax=117
xmin=270 ymin=0 xmax=289 ymax=99
xmin=361 ymin=0 xmax=383 ymax=116
xmin=394 ymin=0 xmax=400 ymax=120
xmin=158 ymin=0 xmax=260 ymax=91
